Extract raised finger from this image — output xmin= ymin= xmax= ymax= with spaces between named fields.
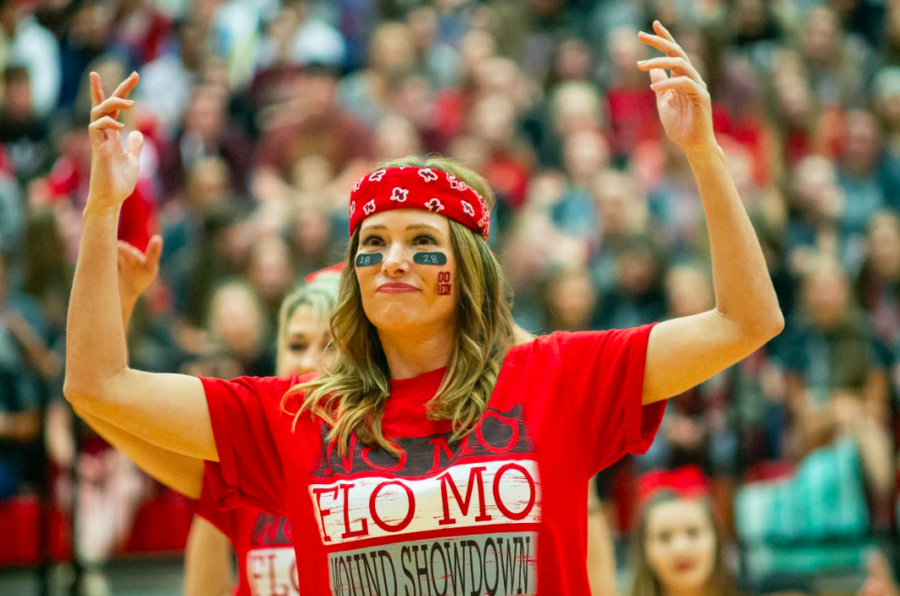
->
xmin=637 ymin=31 xmax=688 ymax=61
xmin=637 ymin=57 xmax=705 ymax=87
xmin=89 ymin=72 xmax=105 ymax=108
xmin=89 ymin=115 xmax=125 ymax=132
xmin=652 ymin=19 xmax=677 ymax=44
xmin=91 ymin=97 xmax=135 ymax=121
xmin=650 ymin=76 xmax=708 ymax=98
xmin=111 ymin=72 xmax=140 ymax=101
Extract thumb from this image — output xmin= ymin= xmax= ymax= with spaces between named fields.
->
xmin=145 ymin=234 xmax=163 ymax=266
xmin=127 ymin=130 xmax=144 ymax=159
xmin=649 ymin=68 xmax=667 ymax=87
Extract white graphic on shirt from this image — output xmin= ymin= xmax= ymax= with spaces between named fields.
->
xmin=246 ymin=547 xmax=299 ymax=596
xmin=424 ymin=198 xmax=445 ymax=213
xmin=390 ymin=187 xmax=408 ymax=202
xmin=311 ymin=404 xmax=540 ymax=596
xmin=310 ymin=460 xmax=540 ymax=545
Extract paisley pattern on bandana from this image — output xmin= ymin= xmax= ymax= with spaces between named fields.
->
xmin=349 ymin=167 xmax=490 ymax=241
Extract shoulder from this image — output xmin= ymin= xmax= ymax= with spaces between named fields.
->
xmin=200 ymin=372 xmax=315 ymax=405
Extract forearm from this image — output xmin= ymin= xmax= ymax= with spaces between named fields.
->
xmin=685 ymin=145 xmax=783 ymax=334
xmin=75 ymin=407 xmax=203 ymax=499
xmin=183 ymin=516 xmax=235 ymax=596
xmin=65 ymin=206 xmax=129 ymax=399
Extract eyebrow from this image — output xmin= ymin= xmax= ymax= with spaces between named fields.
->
xmin=361 ymin=223 xmax=444 ymax=233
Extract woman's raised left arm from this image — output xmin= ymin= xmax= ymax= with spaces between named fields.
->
xmin=637 ymin=22 xmax=784 ymax=405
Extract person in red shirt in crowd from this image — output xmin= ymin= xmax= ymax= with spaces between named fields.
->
xmin=65 ymin=22 xmax=783 ymax=595
xmin=627 ymin=468 xmax=739 ymax=596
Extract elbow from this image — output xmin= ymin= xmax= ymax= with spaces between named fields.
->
xmin=63 ymin=377 xmax=89 ymax=407
xmin=746 ymin=305 xmax=785 ymax=346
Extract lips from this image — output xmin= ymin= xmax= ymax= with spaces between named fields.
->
xmin=674 ymin=560 xmax=696 ymax=573
xmin=377 ymin=282 xmax=419 ymax=294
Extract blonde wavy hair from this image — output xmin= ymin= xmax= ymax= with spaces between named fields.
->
xmin=282 ymin=156 xmax=517 ymax=455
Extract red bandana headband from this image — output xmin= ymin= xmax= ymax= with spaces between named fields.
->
xmin=348 ymin=167 xmax=491 ymax=241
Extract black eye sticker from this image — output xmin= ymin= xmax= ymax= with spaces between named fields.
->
xmin=355 ymin=253 xmax=383 ymax=267
xmin=413 ymin=252 xmax=447 ymax=265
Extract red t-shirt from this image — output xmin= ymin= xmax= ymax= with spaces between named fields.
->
xmin=196 ymin=468 xmax=299 ymax=596
xmin=201 ymin=326 xmax=665 ymax=596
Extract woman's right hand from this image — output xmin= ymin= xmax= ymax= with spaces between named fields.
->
xmin=87 ymin=71 xmax=144 ymax=215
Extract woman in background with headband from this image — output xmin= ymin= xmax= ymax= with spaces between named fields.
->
xmin=78 ymin=240 xmax=342 ymax=596
xmin=65 ymin=21 xmax=783 ymax=594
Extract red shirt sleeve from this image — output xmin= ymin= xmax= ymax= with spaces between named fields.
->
xmin=200 ymin=375 xmax=297 ymax=517
xmin=554 ymin=324 xmax=666 ymax=474
xmin=195 ymin=467 xmax=240 ymax=539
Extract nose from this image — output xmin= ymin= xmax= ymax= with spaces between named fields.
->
xmin=298 ymin=347 xmax=322 ymax=375
xmin=381 ymin=241 xmax=411 ymax=277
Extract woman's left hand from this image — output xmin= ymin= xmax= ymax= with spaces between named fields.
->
xmin=637 ymin=21 xmax=715 ymax=154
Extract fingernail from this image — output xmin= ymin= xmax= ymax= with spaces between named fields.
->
xmin=637 ymin=60 xmax=647 ymax=65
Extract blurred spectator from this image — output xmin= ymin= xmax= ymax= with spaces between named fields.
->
xmin=784 ymin=155 xmax=847 ymax=275
xmin=246 ymin=234 xmax=295 ymax=330
xmin=595 ymin=234 xmax=666 ymax=331
xmin=798 ymin=5 xmax=870 ymax=109
xmin=836 ymin=110 xmax=900 ymax=240
xmin=0 ymin=0 xmax=60 ymax=117
xmin=110 ymin=0 xmax=172 ymax=66
xmin=590 ymin=169 xmax=651 ymax=292
xmin=603 ymin=26 xmax=661 ymax=158
xmin=138 ymin=18 xmax=208 ymax=132
xmin=872 ymin=67 xmax=900 ymax=156
xmin=628 ymin=486 xmax=739 ymax=596
xmin=205 ymin=279 xmax=274 ymax=377
xmin=338 ymin=20 xmax=416 ymax=126
xmin=0 ymin=144 xmax=23 ymax=256
xmin=541 ymin=264 xmax=597 ymax=333
xmin=0 ymin=65 xmax=53 ymax=185
xmin=639 ymin=264 xmax=738 ymax=478
xmin=856 ymin=211 xmax=900 ymax=369
xmin=252 ymin=64 xmax=372 ymax=202
xmin=57 ymin=0 xmax=115 ymax=112
xmin=406 ymin=5 xmax=459 ymax=90
xmin=158 ymin=83 xmax=252 ymax=201
xmin=779 ymin=256 xmax=894 ymax=510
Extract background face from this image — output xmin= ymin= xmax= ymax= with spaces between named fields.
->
xmin=645 ymin=500 xmax=717 ymax=593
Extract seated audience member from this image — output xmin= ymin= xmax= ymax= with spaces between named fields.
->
xmin=628 ymin=470 xmax=739 ymax=596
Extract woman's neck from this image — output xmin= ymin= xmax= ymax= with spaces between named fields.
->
xmin=664 ymin=585 xmax=709 ymax=596
xmin=378 ymin=324 xmax=456 ymax=380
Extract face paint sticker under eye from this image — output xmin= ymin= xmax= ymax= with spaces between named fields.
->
xmin=355 ymin=253 xmax=383 ymax=267
xmin=437 ymin=271 xmax=451 ymax=295
xmin=413 ymin=252 xmax=447 ymax=265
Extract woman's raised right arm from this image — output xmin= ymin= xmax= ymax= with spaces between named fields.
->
xmin=63 ymin=72 xmax=217 ymax=462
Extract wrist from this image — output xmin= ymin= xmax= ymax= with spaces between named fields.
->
xmin=82 ymin=198 xmax=122 ymax=221
xmin=682 ymin=141 xmax=724 ymax=163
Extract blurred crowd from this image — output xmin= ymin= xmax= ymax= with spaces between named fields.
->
xmin=1 ymin=0 xmax=900 ymax=591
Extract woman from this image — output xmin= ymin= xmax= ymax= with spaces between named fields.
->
xmin=82 ymin=237 xmax=342 ymax=596
xmin=628 ymin=486 xmax=739 ymax=596
xmin=65 ymin=22 xmax=783 ymax=595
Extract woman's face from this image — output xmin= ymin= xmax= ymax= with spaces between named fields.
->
xmin=645 ymin=499 xmax=717 ymax=593
xmin=280 ymin=304 xmax=334 ymax=376
xmin=356 ymin=209 xmax=458 ymax=337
